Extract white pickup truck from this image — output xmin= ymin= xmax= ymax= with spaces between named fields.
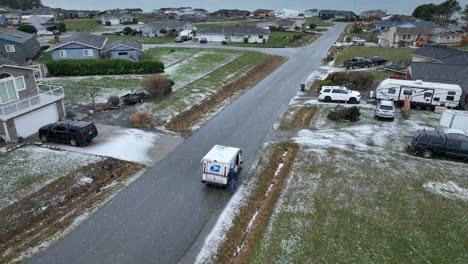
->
xmin=201 ymin=145 xmax=243 ymax=186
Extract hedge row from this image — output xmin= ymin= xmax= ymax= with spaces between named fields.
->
xmin=46 ymin=59 xmax=164 ymax=76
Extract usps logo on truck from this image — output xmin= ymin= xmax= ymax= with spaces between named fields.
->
xmin=210 ymin=165 xmax=221 ymax=172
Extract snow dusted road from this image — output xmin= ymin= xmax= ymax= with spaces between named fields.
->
xmin=30 ymin=23 xmax=347 ymax=264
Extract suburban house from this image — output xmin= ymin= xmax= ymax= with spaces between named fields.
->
xmin=105 ymin=8 xmax=143 ymax=15
xmin=359 ymin=9 xmax=386 ymax=20
xmin=62 ymin=10 xmax=97 ymax=19
xmin=156 ymin=7 xmax=209 ymax=19
xmin=139 ymin=21 xmax=194 ymax=37
xmin=0 ymin=29 xmax=41 ymax=65
xmin=304 ymin=9 xmax=319 ymax=18
xmin=409 ymin=46 xmax=468 ymax=109
xmin=252 ymin=9 xmax=275 ymax=17
xmin=378 ymin=26 xmax=463 ymax=48
xmin=258 ymin=19 xmax=304 ymax=31
xmin=47 ymin=33 xmax=108 ymax=60
xmin=197 ymin=26 xmax=270 ymax=43
xmin=0 ymin=58 xmax=65 ymax=142
xmin=275 ymin=9 xmax=301 ymax=18
xmin=375 ymin=20 xmax=438 ymax=31
xmin=102 ymin=40 xmax=143 ymax=62
xmin=319 ymin=10 xmax=358 ymax=20
xmin=212 ymin=9 xmax=251 ymax=17
xmin=101 ymin=14 xmax=136 ymax=25
xmin=22 ymin=15 xmax=56 ymax=35
xmin=3 ymin=13 xmax=21 ymax=26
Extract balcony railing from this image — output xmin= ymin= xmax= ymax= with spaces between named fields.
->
xmin=0 ymin=85 xmax=64 ymax=121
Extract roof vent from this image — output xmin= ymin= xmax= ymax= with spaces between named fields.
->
xmin=415 ymin=80 xmax=423 ymax=84
xmin=12 ymin=34 xmax=21 ymax=38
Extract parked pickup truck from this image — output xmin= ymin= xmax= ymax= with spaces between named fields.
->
xmin=344 ymin=57 xmax=372 ymax=69
xmin=370 ymin=56 xmax=388 ymax=66
xmin=410 ymin=129 xmax=468 ymax=159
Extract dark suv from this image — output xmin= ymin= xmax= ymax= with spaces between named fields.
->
xmin=39 ymin=120 xmax=98 ymax=146
xmin=411 ymin=129 xmax=468 ymax=159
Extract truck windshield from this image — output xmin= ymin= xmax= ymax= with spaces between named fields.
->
xmin=380 ymin=105 xmax=393 ymax=110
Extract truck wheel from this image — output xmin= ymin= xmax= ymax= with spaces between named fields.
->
xmin=422 ymin=149 xmax=433 ymax=159
xmin=324 ymin=96 xmax=332 ymax=102
xmin=415 ymin=104 xmax=422 ymax=110
xmin=40 ymin=135 xmax=48 ymax=142
xmin=349 ymin=97 xmax=357 ymax=104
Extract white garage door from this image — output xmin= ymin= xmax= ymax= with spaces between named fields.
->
xmin=14 ymin=104 xmax=59 ymax=138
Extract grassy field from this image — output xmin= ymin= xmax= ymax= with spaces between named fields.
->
xmin=105 ymin=35 xmax=174 ymax=44
xmin=143 ymin=47 xmax=201 ymax=66
xmin=227 ymin=32 xmax=318 ymax=48
xmin=64 ymin=19 xmax=104 ymax=32
xmin=250 ymin=104 xmax=468 ymax=264
xmin=455 ymin=45 xmax=468 ymax=51
xmin=151 ymin=51 xmax=266 ymax=121
xmin=334 ymin=46 xmax=414 ymax=66
xmin=305 ymin=17 xmax=335 ymax=27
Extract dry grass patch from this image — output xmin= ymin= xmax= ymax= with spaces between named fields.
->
xmin=214 ymin=143 xmax=299 ymax=264
xmin=280 ymin=106 xmax=318 ymax=130
xmin=0 ymin=158 xmax=144 ymax=263
xmin=165 ymin=55 xmax=287 ymax=134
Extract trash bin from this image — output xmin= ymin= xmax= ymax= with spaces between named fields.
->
xmin=300 ymin=83 xmax=305 ymax=92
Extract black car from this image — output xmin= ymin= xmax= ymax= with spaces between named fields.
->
xmin=344 ymin=57 xmax=372 ymax=69
xmin=370 ymin=56 xmax=388 ymax=66
xmin=39 ymin=120 xmax=98 ymax=146
xmin=411 ymin=129 xmax=468 ymax=159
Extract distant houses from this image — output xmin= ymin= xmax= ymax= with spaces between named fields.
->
xmin=275 ymin=9 xmax=301 ymax=18
xmin=197 ymin=26 xmax=270 ymax=43
xmin=0 ymin=29 xmax=41 ymax=65
xmin=319 ymin=10 xmax=358 ymax=20
xmin=359 ymin=10 xmax=386 ymax=20
xmin=212 ymin=9 xmax=251 ymax=18
xmin=46 ymin=33 xmax=143 ymax=62
xmin=101 ymin=14 xmax=137 ymax=25
xmin=139 ymin=21 xmax=194 ymax=37
xmin=252 ymin=9 xmax=275 ymax=18
xmin=304 ymin=9 xmax=319 ymax=18
xmin=21 ymin=15 xmax=56 ymax=35
xmin=378 ymin=25 xmax=463 ymax=48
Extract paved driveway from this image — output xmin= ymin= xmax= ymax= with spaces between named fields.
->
xmin=30 ymin=23 xmax=347 ymax=264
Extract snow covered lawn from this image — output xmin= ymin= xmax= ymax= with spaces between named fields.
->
xmin=250 ymin=103 xmax=468 ymax=263
xmin=0 ymin=146 xmax=103 ymax=211
xmin=55 ymin=124 xmax=183 ymax=166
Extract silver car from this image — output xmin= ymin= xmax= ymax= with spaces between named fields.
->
xmin=375 ymin=100 xmax=395 ymax=120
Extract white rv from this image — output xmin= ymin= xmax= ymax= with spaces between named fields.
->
xmin=375 ymin=79 xmax=462 ymax=109
xmin=201 ymin=145 xmax=243 ymax=186
xmin=440 ymin=110 xmax=468 ymax=134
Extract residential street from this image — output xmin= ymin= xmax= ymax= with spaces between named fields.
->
xmin=30 ymin=23 xmax=347 ymax=264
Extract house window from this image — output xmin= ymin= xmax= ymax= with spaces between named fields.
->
xmin=0 ymin=79 xmax=18 ymax=104
xmin=416 ymin=34 xmax=422 ymax=39
xmin=118 ymin=52 xmax=128 ymax=56
xmin=83 ymin=49 xmax=94 ymax=57
xmin=5 ymin=45 xmax=15 ymax=53
xmin=259 ymin=35 xmax=264 ymax=39
xmin=59 ymin=50 xmax=67 ymax=57
xmin=14 ymin=76 xmax=26 ymax=91
xmin=402 ymin=35 xmax=412 ymax=40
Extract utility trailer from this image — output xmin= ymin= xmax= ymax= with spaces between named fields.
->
xmin=201 ymin=145 xmax=243 ymax=187
xmin=440 ymin=110 xmax=468 ymax=135
xmin=374 ymin=79 xmax=463 ymax=109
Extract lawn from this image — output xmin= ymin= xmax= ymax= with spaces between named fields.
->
xmin=250 ymin=104 xmax=468 ymax=264
xmin=104 ymin=34 xmax=174 ymax=44
xmin=151 ymin=51 xmax=266 ymax=121
xmin=144 ymin=47 xmax=201 ymax=66
xmin=455 ymin=45 xmax=468 ymax=51
xmin=305 ymin=17 xmax=334 ymax=27
xmin=64 ymin=19 xmax=104 ymax=32
xmin=227 ymin=32 xmax=318 ymax=48
xmin=334 ymin=46 xmax=414 ymax=66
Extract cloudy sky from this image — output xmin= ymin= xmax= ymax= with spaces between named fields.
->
xmin=42 ymin=0 xmax=468 ymax=15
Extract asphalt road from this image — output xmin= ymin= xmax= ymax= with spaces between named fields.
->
xmin=30 ymin=23 xmax=347 ymax=264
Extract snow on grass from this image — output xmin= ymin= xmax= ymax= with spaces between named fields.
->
xmin=424 ymin=181 xmax=468 ymax=202
xmin=58 ymin=128 xmax=159 ymax=165
xmin=0 ymin=146 xmax=103 ymax=210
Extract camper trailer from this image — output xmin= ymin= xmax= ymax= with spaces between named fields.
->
xmin=375 ymin=79 xmax=462 ymax=109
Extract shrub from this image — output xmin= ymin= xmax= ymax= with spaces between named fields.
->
xmin=46 ymin=59 xmax=164 ymax=76
xmin=160 ymin=28 xmax=167 ymax=34
xmin=56 ymin=22 xmax=66 ymax=33
xmin=327 ymin=106 xmax=361 ymax=122
xmin=309 ymin=23 xmax=317 ymax=30
xmin=123 ymin=26 xmax=134 ymax=35
xmin=244 ymin=37 xmax=249 ymax=44
xmin=108 ymin=95 xmax=120 ymax=106
xmin=131 ymin=111 xmax=152 ymax=128
xmin=325 ymin=71 xmax=375 ymax=91
xmin=221 ymin=41 xmax=228 ymax=45
xmin=143 ymin=76 xmax=173 ymax=100
xmin=319 ymin=79 xmax=336 ymax=89
xmin=18 ymin=24 xmax=37 ymax=34
xmin=292 ymin=34 xmax=302 ymax=42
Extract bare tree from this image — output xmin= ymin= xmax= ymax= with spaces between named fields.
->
xmin=82 ymin=86 xmax=103 ymax=111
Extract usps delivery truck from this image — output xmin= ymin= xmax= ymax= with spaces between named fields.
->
xmin=201 ymin=145 xmax=243 ymax=186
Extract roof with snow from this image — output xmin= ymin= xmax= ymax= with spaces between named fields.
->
xmin=0 ymin=29 xmax=34 ymax=44
xmin=47 ymin=33 xmax=107 ymax=51
xmin=199 ymin=26 xmax=270 ymax=35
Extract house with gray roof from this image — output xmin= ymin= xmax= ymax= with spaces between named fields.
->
xmin=46 ymin=33 xmax=108 ymax=60
xmin=102 ymin=40 xmax=143 ymax=62
xmin=258 ymin=19 xmax=304 ymax=31
xmin=0 ymin=29 xmax=41 ymax=64
xmin=139 ymin=21 xmax=194 ymax=37
xmin=375 ymin=20 xmax=438 ymax=31
xmin=22 ymin=15 xmax=56 ymax=35
xmin=410 ymin=46 xmax=468 ymax=109
xmin=197 ymin=26 xmax=270 ymax=43
xmin=319 ymin=10 xmax=357 ymax=20
xmin=378 ymin=26 xmax=462 ymax=48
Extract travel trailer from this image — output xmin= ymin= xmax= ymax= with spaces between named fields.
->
xmin=375 ymin=79 xmax=462 ymax=109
